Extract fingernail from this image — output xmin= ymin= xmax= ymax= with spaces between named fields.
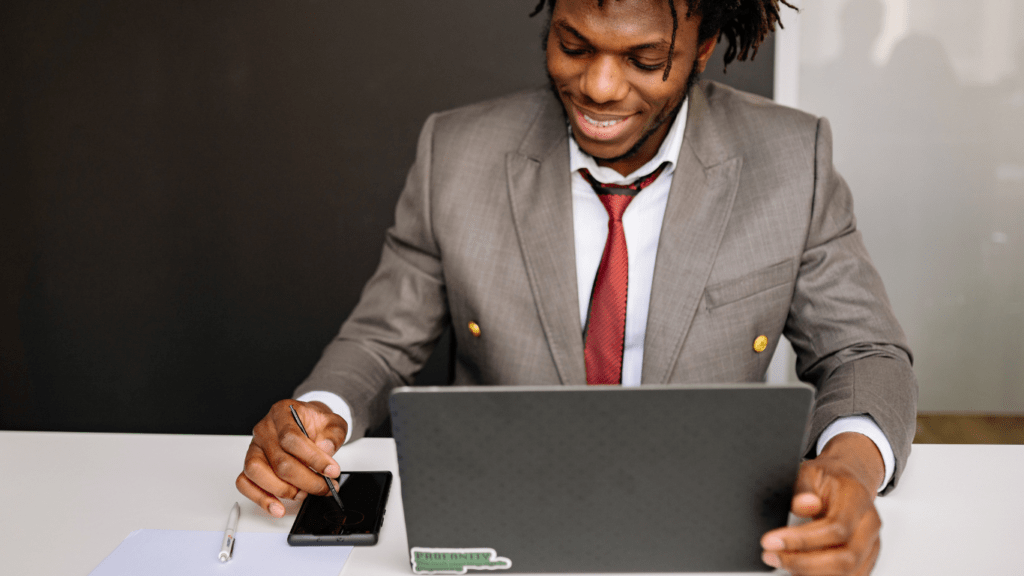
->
xmin=762 ymin=535 xmax=785 ymax=551
xmin=324 ymin=464 xmax=340 ymax=478
xmin=317 ymin=439 xmax=336 ymax=453
xmin=270 ymin=503 xmax=285 ymax=517
xmin=762 ymin=552 xmax=781 ymax=569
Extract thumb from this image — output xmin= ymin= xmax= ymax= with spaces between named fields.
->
xmin=791 ymin=465 xmax=825 ymax=518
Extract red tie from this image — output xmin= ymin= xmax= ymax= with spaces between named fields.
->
xmin=579 ymin=163 xmax=668 ymax=385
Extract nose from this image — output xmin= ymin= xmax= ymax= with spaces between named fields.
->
xmin=579 ymin=55 xmax=629 ymax=104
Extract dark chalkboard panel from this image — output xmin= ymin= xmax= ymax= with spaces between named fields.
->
xmin=0 ymin=1 xmax=773 ymax=434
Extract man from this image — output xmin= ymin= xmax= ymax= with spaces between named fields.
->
xmin=237 ymin=1 xmax=917 ymax=574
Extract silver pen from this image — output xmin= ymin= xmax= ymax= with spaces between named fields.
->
xmin=219 ymin=502 xmax=240 ymax=562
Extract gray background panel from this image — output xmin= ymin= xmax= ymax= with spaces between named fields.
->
xmin=1 ymin=1 xmax=775 ymax=434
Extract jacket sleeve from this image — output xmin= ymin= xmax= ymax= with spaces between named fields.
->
xmin=784 ymin=117 xmax=918 ymax=495
xmin=294 ymin=113 xmax=450 ymax=441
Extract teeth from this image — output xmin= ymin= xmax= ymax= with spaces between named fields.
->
xmin=583 ymin=114 xmax=621 ymax=128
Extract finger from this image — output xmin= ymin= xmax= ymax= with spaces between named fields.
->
xmin=793 ymin=461 xmax=828 ymax=502
xmin=765 ymin=478 xmax=879 ymax=556
xmin=300 ymin=401 xmax=349 ymax=456
xmin=785 ymin=462 xmax=826 ymax=517
xmin=249 ymin=405 xmax=337 ymax=495
xmin=304 ymin=472 xmax=344 ymax=497
xmin=764 ymin=517 xmax=854 ymax=553
xmin=764 ymin=507 xmax=881 ymax=575
xmin=791 ymin=492 xmax=824 ymax=518
xmin=271 ymin=402 xmax=346 ymax=477
xmin=235 ymin=472 xmax=286 ymax=517
xmin=767 ymin=494 xmax=879 ymax=553
xmin=767 ymin=530 xmax=879 ymax=576
xmin=761 ymin=468 xmax=826 ymax=550
xmin=244 ymin=437 xmax=327 ymax=498
xmin=252 ymin=431 xmax=339 ymax=496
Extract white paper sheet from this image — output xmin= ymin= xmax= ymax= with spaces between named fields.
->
xmin=88 ymin=529 xmax=351 ymax=576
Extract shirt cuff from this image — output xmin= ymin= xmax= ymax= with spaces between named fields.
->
xmin=816 ymin=414 xmax=895 ymax=493
xmin=295 ymin=390 xmax=354 ymax=446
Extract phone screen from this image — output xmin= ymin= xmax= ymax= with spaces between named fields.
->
xmin=288 ymin=471 xmax=392 ymax=545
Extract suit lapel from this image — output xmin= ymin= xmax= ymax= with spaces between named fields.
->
xmin=506 ymin=95 xmax=588 ymax=384
xmin=642 ymin=84 xmax=743 ymax=383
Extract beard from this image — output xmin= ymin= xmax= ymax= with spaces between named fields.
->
xmin=547 ymin=62 xmax=701 ymax=166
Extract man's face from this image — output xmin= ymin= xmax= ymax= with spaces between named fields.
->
xmin=546 ymin=0 xmax=717 ymax=176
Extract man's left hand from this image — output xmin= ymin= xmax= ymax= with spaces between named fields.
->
xmin=760 ymin=432 xmax=886 ymax=576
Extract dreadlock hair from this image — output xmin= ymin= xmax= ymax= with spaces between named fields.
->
xmin=530 ymin=0 xmax=796 ymax=79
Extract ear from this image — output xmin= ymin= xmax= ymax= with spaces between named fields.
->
xmin=694 ymin=35 xmax=718 ymax=74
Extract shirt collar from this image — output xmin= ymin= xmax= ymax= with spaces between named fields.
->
xmin=568 ymin=99 xmax=687 ymax=185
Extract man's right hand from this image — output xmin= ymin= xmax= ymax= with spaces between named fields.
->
xmin=236 ymin=399 xmax=349 ymax=517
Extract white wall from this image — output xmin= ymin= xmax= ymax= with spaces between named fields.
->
xmin=783 ymin=0 xmax=1024 ymax=412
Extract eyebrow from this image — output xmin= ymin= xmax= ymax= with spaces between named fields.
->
xmin=554 ymin=20 xmax=670 ymax=52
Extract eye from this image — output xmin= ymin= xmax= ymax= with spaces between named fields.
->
xmin=630 ymin=58 xmax=665 ymax=72
xmin=559 ymin=42 xmax=589 ymax=56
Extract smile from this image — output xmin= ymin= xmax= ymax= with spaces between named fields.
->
xmin=573 ymin=107 xmax=634 ymax=142
xmin=583 ymin=114 xmax=622 ymax=128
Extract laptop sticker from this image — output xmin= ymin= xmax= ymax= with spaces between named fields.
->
xmin=410 ymin=547 xmax=512 ymax=575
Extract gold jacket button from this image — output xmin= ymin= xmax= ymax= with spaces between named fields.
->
xmin=468 ymin=321 xmax=481 ymax=337
xmin=753 ymin=335 xmax=768 ymax=353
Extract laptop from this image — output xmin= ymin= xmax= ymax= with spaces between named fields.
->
xmin=389 ymin=383 xmax=813 ymax=574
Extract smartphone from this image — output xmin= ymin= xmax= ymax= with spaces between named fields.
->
xmin=287 ymin=471 xmax=392 ymax=546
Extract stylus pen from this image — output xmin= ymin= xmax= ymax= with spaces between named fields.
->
xmin=290 ymin=404 xmax=345 ymax=511
xmin=219 ymin=502 xmax=240 ymax=562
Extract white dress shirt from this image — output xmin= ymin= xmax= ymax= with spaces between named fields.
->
xmin=302 ymin=98 xmax=896 ymax=491
xmin=569 ymin=101 xmax=687 ymax=387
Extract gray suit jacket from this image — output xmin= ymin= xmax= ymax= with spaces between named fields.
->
xmin=295 ymin=81 xmax=918 ymax=492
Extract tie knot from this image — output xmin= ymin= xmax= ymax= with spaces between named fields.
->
xmin=579 ymin=161 xmax=668 ymax=223
xmin=578 ymin=161 xmax=668 ymax=193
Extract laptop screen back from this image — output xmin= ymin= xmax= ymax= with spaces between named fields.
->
xmin=389 ymin=384 xmax=813 ymax=573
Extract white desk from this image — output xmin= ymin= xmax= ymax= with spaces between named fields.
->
xmin=1 ymin=432 xmax=1020 ymax=575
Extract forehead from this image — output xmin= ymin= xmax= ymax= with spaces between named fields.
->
xmin=550 ymin=0 xmax=691 ymax=46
